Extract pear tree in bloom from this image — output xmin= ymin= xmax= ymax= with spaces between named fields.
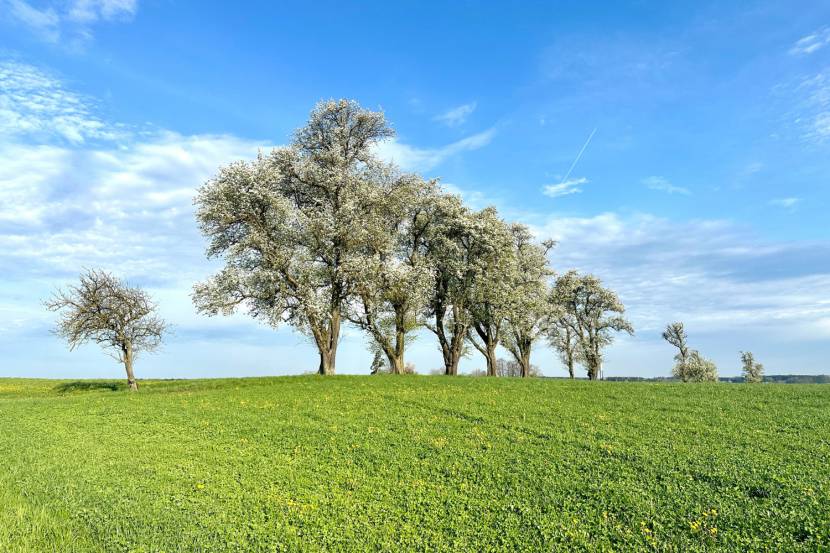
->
xmin=344 ymin=174 xmax=439 ymax=374
xmin=465 ymin=208 xmax=517 ymax=376
xmin=662 ymin=322 xmax=691 ymax=372
xmin=552 ymin=271 xmax=633 ymax=380
xmin=45 ymin=269 xmax=167 ymax=391
xmin=741 ymin=351 xmax=764 ymax=383
xmin=501 ymin=225 xmax=555 ymax=377
xmin=193 ymin=100 xmax=393 ymax=375
xmin=663 ymin=322 xmax=719 ymax=382
xmin=547 ymin=322 xmax=581 ymax=378
xmin=421 ymin=194 xmax=479 ymax=375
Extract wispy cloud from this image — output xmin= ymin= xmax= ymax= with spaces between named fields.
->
xmin=433 ymin=102 xmax=477 ymax=127
xmin=0 ymin=60 xmax=122 ymax=143
xmin=0 ymin=0 xmax=137 ymax=45
xmin=2 ymin=0 xmax=60 ymax=41
xmin=542 ymin=177 xmax=587 ymax=198
xmin=374 ymin=127 xmax=495 ymax=171
xmin=795 ymin=70 xmax=830 ymax=143
xmin=643 ymin=175 xmax=690 ymax=195
xmin=790 ymin=27 xmax=830 ymax=56
xmin=769 ymin=197 xmax=801 ymax=210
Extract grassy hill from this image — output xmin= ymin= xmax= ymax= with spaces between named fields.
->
xmin=1 ymin=376 xmax=828 ymax=551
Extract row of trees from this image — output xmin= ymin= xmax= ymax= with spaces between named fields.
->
xmin=44 ymin=101 xmax=774 ymax=391
xmin=192 ymin=99 xmax=634 ymax=379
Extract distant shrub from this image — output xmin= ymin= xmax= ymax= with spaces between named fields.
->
xmin=496 ymin=358 xmax=540 ymax=377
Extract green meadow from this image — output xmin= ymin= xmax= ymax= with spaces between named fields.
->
xmin=1 ymin=376 xmax=828 ymax=551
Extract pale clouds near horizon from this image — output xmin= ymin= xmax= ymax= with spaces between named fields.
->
xmin=1 ymin=59 xmax=829 ymax=379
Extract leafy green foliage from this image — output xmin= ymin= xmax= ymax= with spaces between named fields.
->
xmin=2 ymin=377 xmax=828 ymax=551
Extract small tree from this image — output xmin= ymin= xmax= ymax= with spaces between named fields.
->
xmin=552 ymin=271 xmax=633 ymax=380
xmin=741 ymin=351 xmax=764 ymax=383
xmin=45 ymin=270 xmax=167 ymax=391
xmin=662 ymin=322 xmax=690 ymax=368
xmin=663 ymin=322 xmax=718 ymax=382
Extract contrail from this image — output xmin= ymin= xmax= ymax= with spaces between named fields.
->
xmin=558 ymin=127 xmax=597 ymax=185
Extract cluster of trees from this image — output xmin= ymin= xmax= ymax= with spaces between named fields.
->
xmin=662 ymin=321 xmax=765 ymax=383
xmin=191 ymin=99 xmax=633 ymax=380
xmin=44 ymin=100 xmax=634 ymax=390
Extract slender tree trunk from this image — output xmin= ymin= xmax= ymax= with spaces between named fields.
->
xmin=472 ymin=323 xmax=499 ymax=376
xmin=434 ymin=307 xmax=467 ymax=376
xmin=123 ymin=343 xmax=138 ymax=391
xmin=566 ymin=355 xmax=575 ymax=379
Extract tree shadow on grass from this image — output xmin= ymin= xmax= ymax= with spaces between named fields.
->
xmin=54 ymin=381 xmax=125 ymax=393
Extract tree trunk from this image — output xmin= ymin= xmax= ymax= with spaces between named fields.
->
xmin=316 ymin=309 xmax=340 ymax=375
xmin=520 ymin=349 xmax=531 ymax=378
xmin=433 ymin=307 xmax=468 ymax=376
xmin=586 ymin=356 xmax=600 ymax=380
xmin=446 ymin=343 xmax=463 ymax=375
xmin=565 ymin=348 xmax=575 ymax=378
xmin=318 ymin=349 xmax=335 ymax=375
xmin=123 ymin=343 xmax=138 ymax=391
xmin=485 ymin=342 xmax=497 ymax=376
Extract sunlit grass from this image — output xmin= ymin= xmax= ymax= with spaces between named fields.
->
xmin=1 ymin=376 xmax=828 ymax=551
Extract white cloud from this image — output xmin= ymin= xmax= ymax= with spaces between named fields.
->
xmin=534 ymin=212 xmax=830 ymax=345
xmin=769 ymin=197 xmax=801 ymax=210
xmin=643 ymin=175 xmax=690 ymax=195
xmin=1 ymin=0 xmax=137 ymax=45
xmin=433 ymin=102 xmax=477 ymax=127
xmin=0 ymin=133 xmax=267 ymax=279
xmin=790 ymin=27 xmax=830 ymax=56
xmin=0 ymin=60 xmax=121 ymax=143
xmin=542 ymin=177 xmax=587 ymax=198
xmin=67 ymin=0 xmax=136 ymax=23
xmin=374 ymin=127 xmax=496 ymax=171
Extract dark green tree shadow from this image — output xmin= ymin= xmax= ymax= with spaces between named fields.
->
xmin=54 ymin=381 xmax=125 ymax=393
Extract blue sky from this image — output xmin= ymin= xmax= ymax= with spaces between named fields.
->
xmin=1 ymin=0 xmax=829 ymax=379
